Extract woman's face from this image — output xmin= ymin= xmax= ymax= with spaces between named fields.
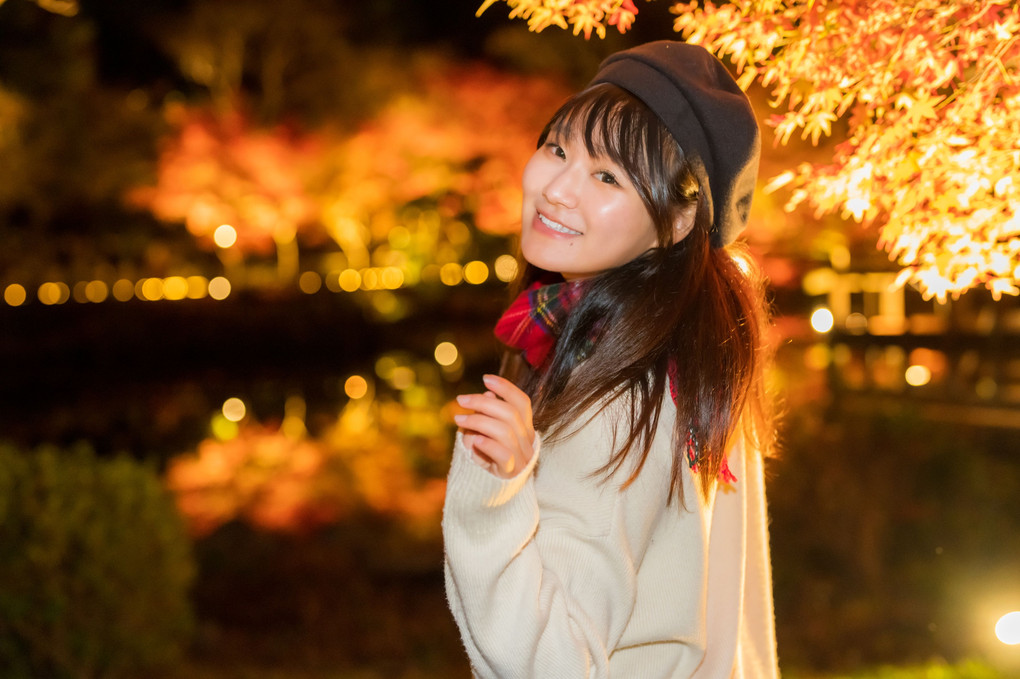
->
xmin=520 ymin=131 xmax=658 ymax=281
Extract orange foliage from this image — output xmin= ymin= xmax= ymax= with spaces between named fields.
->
xmin=129 ymin=105 xmax=325 ymax=256
xmin=321 ymin=64 xmax=569 ymax=238
xmin=477 ymin=0 xmax=641 ymax=39
xmin=166 ymin=397 xmax=451 ymax=537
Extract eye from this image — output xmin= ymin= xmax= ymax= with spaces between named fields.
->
xmin=545 ymin=142 xmax=566 ymax=159
xmin=596 ymin=170 xmax=619 ymax=186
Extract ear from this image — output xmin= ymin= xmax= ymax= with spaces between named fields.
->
xmin=672 ymin=203 xmax=697 ymax=243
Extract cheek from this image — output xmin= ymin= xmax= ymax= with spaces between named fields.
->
xmin=520 ymin=152 xmax=544 ymax=199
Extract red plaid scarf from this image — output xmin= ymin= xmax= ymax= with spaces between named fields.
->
xmin=494 ymin=280 xmax=736 ymax=485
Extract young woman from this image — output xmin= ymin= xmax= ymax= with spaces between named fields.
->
xmin=443 ymin=41 xmax=779 ymax=678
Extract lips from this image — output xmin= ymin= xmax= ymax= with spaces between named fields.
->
xmin=536 ymin=212 xmax=582 ymax=236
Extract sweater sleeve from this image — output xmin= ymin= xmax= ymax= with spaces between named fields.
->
xmin=442 ymin=403 xmax=671 ymax=679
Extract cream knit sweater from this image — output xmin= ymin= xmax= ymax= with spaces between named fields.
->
xmin=443 ymin=393 xmax=779 ymax=678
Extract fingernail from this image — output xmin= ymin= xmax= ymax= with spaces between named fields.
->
xmin=456 ymin=395 xmax=469 ymax=406
xmin=482 ymin=374 xmax=497 ymax=384
xmin=453 ymin=414 xmax=466 ymax=424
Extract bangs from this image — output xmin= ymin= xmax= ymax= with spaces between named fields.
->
xmin=539 ymin=83 xmax=693 ymax=234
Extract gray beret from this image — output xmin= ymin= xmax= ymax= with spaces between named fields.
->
xmin=590 ymin=41 xmax=760 ymax=246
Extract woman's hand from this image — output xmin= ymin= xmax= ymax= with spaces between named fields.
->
xmin=454 ymin=374 xmax=535 ymax=478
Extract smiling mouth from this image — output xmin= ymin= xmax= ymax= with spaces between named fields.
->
xmin=538 ymin=213 xmax=582 ymax=236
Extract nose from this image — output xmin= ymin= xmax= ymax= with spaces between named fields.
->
xmin=542 ymin=164 xmax=580 ymax=208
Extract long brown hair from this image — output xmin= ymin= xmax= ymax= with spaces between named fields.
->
xmin=500 ymin=83 xmax=775 ymax=503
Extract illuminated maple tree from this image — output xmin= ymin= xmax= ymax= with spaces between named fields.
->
xmin=318 ymin=63 xmax=569 ymax=270
xmin=478 ymin=0 xmax=1020 ymax=302
xmin=130 ymin=61 xmax=568 ymax=281
xmin=127 ymin=105 xmax=324 ymax=280
xmin=166 ymin=393 xmax=451 ymax=537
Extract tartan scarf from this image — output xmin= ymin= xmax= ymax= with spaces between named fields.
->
xmin=494 ymin=279 xmax=736 ymax=485
xmin=493 ymin=279 xmax=586 ymax=370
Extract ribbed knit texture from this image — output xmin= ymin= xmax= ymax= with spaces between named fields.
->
xmin=443 ymin=394 xmax=779 ymax=678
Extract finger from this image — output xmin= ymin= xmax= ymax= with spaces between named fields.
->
xmin=482 ymin=375 xmax=533 ymax=427
xmin=461 ymin=432 xmax=500 ymax=472
xmin=454 ymin=412 xmax=517 ymax=448
xmin=467 ymin=435 xmax=517 ymax=477
xmin=456 ymin=393 xmax=522 ymax=427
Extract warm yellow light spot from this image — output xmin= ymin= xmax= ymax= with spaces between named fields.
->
xmin=494 ymin=254 xmax=518 ymax=282
xmin=112 ymin=279 xmax=135 ymax=302
xmin=905 ymin=364 xmax=931 ymax=387
xmin=381 ymin=267 xmax=404 ymax=289
xmin=141 ymin=277 xmax=164 ymax=301
xmin=211 ymin=413 xmax=239 ymax=441
xmin=344 ymin=375 xmax=369 ymax=399
xmin=4 ymin=284 xmax=27 ymax=306
xmin=434 ymin=341 xmax=459 ymax=367
xmin=802 ymin=268 xmax=835 ymax=296
xmin=85 ymin=280 xmax=109 ymax=303
xmin=390 ymin=366 xmax=415 ymax=390
xmin=222 ymin=397 xmax=247 ymax=422
xmin=418 ymin=264 xmax=440 ymax=284
xmin=360 ymin=268 xmax=380 ymax=290
xmin=440 ymin=263 xmax=463 ymax=286
xmin=463 ymin=260 xmax=489 ymax=285
xmin=996 ymin=611 xmax=1020 ymax=645
xmin=163 ymin=276 xmax=189 ymax=301
xmin=338 ymin=269 xmax=361 ymax=292
xmin=214 ymin=224 xmax=237 ymax=248
xmin=810 ymin=308 xmax=835 ymax=333
xmin=186 ymin=276 xmax=208 ymax=299
xmin=299 ymin=271 xmax=322 ymax=294
xmin=375 ymin=356 xmax=397 ymax=380
xmin=72 ymin=281 xmax=89 ymax=303
xmin=38 ymin=282 xmax=70 ymax=305
xmin=208 ymin=276 xmax=231 ymax=300
xmin=282 ymin=395 xmax=307 ymax=439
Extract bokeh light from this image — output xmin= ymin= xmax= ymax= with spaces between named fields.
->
xmin=163 ymin=276 xmax=189 ymax=301
xmin=439 ymin=263 xmax=463 ymax=286
xmin=338 ymin=269 xmax=361 ymax=292
xmin=810 ymin=307 xmax=835 ymax=333
xmin=434 ymin=341 xmax=459 ymax=367
xmin=140 ymin=277 xmax=164 ymax=301
xmin=996 ymin=611 xmax=1020 ymax=645
xmin=344 ymin=375 xmax=369 ymax=399
xmin=4 ymin=284 xmax=27 ymax=306
xmin=214 ymin=224 xmax=237 ymax=248
xmin=905 ymin=364 xmax=932 ymax=387
xmin=299 ymin=271 xmax=322 ymax=294
xmin=85 ymin=280 xmax=109 ymax=303
xmin=381 ymin=267 xmax=404 ymax=289
xmin=186 ymin=276 xmax=208 ymax=299
xmin=38 ymin=282 xmax=70 ymax=305
xmin=463 ymin=260 xmax=489 ymax=285
xmin=208 ymin=276 xmax=231 ymax=300
xmin=390 ymin=366 xmax=415 ymax=390
xmin=494 ymin=254 xmax=518 ymax=282
xmin=112 ymin=279 xmax=135 ymax=302
xmin=222 ymin=397 xmax=247 ymax=422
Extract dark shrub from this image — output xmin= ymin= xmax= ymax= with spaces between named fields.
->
xmin=0 ymin=442 xmax=194 ymax=678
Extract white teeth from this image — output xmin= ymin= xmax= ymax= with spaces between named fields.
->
xmin=539 ymin=214 xmax=581 ymax=235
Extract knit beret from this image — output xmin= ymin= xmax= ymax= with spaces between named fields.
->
xmin=590 ymin=41 xmax=760 ymax=246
